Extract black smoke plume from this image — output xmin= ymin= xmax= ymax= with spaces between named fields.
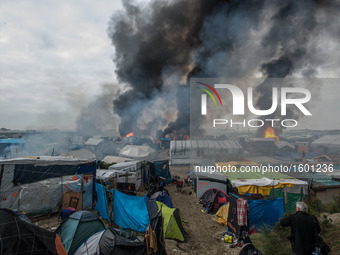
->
xmin=106 ymin=0 xmax=339 ymax=138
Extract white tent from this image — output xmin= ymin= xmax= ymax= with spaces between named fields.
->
xmin=119 ymin=145 xmax=155 ymax=160
xmin=102 ymin=156 xmax=133 ymax=164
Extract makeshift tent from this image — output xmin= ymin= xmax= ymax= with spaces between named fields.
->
xmin=109 ymin=160 xmax=143 ymax=171
xmin=226 ymin=193 xmax=285 ymax=237
xmin=200 ymin=188 xmax=229 ymax=213
xmin=56 ymin=210 xmax=105 ymax=255
xmin=74 ymin=228 xmax=146 ymax=255
xmin=0 ymin=157 xmax=96 ymax=216
xmin=216 ymin=162 xmax=308 ymax=212
xmin=113 ymin=190 xmax=150 ymax=232
xmin=0 ymin=208 xmax=67 ymax=255
xmin=151 ymin=161 xmax=172 ymax=183
xmin=150 ymin=191 xmax=173 ymax=208
xmin=153 ymin=201 xmax=186 ymax=242
xmin=109 ymin=161 xmax=144 ymax=191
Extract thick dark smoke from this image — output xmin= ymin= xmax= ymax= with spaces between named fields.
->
xmin=108 ymin=0 xmax=228 ymax=136
xmin=106 ymin=0 xmax=339 ymax=137
xmin=254 ymin=1 xmax=338 ymax=136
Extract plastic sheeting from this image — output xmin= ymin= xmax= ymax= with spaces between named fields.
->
xmin=94 ymin=183 xmax=110 ymax=221
xmin=107 ymin=161 xmax=143 ymax=190
xmin=236 ymin=183 xmax=294 ymax=196
xmin=96 ymin=170 xmax=117 ymax=181
xmin=0 ymin=173 xmax=92 ymax=214
xmin=272 ymin=189 xmax=304 ymax=213
xmin=19 ymin=177 xmax=61 ymax=213
xmin=247 ymin=197 xmax=285 ymax=229
xmin=232 ymin=177 xmax=279 ymax=187
xmin=113 ymin=190 xmax=150 ymax=232
xmin=0 ymin=160 xmax=95 ymax=214
xmin=13 ymin=164 xmax=77 ymax=185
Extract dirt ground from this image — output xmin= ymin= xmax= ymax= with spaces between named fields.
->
xmin=164 ymin=165 xmax=241 ymax=255
xmin=32 ymin=164 xmax=241 ymax=255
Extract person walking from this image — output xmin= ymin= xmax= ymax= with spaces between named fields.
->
xmin=280 ymin=202 xmax=320 ymax=255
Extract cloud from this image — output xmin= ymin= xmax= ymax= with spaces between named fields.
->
xmin=0 ymin=0 xmax=122 ymax=130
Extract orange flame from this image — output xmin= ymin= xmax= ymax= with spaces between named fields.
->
xmin=125 ymin=132 xmax=134 ymax=137
xmin=264 ymin=126 xmax=279 ymax=142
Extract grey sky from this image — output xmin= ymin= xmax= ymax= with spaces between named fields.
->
xmin=1 ymin=1 xmax=339 ymax=132
xmin=0 ymin=0 xmax=122 ymax=130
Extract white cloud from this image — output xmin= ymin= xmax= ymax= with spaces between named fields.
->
xmin=0 ymin=0 xmax=122 ymax=130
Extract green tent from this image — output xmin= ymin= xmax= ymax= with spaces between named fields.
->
xmin=55 ymin=210 xmax=105 ymax=255
xmin=155 ymin=201 xmax=186 ymax=242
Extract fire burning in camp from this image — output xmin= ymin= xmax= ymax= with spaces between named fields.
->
xmin=125 ymin=132 xmax=134 ymax=138
xmin=264 ymin=126 xmax=279 ymax=142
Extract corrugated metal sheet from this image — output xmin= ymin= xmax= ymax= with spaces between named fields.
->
xmin=170 ymin=139 xmax=242 ymax=152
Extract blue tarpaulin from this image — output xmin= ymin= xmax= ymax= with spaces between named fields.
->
xmin=0 ymin=139 xmax=25 ymax=144
xmin=113 ymin=190 xmax=150 ymax=232
xmin=94 ymin=183 xmax=110 ymax=221
xmin=247 ymin=197 xmax=285 ymax=229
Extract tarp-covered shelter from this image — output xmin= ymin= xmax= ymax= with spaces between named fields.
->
xmin=0 ymin=208 xmax=67 ymax=255
xmin=113 ymin=190 xmax=150 ymax=232
xmin=216 ymin=161 xmax=308 ymax=212
xmin=0 ymin=157 xmax=96 ymax=216
xmin=56 ymin=210 xmax=105 ymax=255
xmin=152 ymin=201 xmax=186 ymax=242
xmin=74 ymin=228 xmax=146 ymax=255
xmin=108 ymin=160 xmax=144 ymax=191
xmin=226 ymin=193 xmax=285 ymax=237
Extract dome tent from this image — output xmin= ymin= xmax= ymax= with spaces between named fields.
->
xmin=149 ymin=201 xmax=186 ymax=242
xmin=55 ymin=210 xmax=105 ymax=255
xmin=74 ymin=228 xmax=146 ymax=255
xmin=0 ymin=208 xmax=67 ymax=255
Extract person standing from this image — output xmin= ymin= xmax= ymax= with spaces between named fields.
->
xmin=280 ymin=202 xmax=320 ymax=255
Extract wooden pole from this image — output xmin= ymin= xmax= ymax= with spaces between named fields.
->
xmin=283 ymin=185 xmax=287 ymax=205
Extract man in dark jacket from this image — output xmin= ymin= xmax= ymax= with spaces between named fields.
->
xmin=280 ymin=202 xmax=320 ymax=255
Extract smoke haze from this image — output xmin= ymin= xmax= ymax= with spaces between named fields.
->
xmin=78 ymin=0 xmax=339 ymax=137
